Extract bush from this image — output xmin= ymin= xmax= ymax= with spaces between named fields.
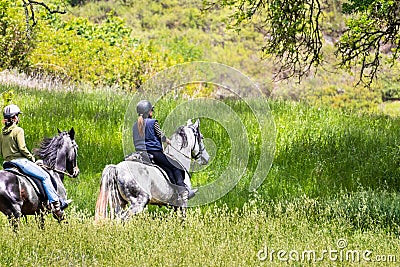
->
xmin=28 ymin=12 xmax=184 ymax=90
xmin=0 ymin=0 xmax=35 ymax=71
xmin=382 ymin=87 xmax=400 ymax=101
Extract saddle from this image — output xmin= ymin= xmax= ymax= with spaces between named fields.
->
xmin=124 ymin=151 xmax=154 ymax=164
xmin=125 ymin=151 xmax=189 ymax=174
xmin=3 ymin=161 xmax=52 ymax=201
xmin=124 ymin=151 xmax=185 ymax=183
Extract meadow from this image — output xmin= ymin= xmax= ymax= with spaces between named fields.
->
xmin=0 ymin=84 xmax=399 ymax=266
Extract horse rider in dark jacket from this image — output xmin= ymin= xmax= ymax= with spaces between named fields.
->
xmin=132 ymin=100 xmax=196 ymax=199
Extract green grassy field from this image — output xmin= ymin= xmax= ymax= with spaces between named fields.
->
xmin=0 ymin=84 xmax=399 ymax=266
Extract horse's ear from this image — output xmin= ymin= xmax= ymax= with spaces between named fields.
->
xmin=194 ymin=119 xmax=199 ymax=128
xmin=186 ymin=119 xmax=193 ymax=126
xmin=57 ymin=128 xmax=61 ymax=134
xmin=69 ymin=127 xmax=75 ymax=140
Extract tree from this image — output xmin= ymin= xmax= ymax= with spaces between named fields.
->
xmin=0 ymin=1 xmax=66 ymax=70
xmin=204 ymin=0 xmax=400 ymax=86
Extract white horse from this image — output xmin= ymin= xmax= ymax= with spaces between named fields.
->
xmin=95 ymin=119 xmax=209 ymax=221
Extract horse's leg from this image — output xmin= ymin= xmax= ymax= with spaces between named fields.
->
xmin=39 ymin=213 xmax=45 ymax=229
xmin=122 ymin=193 xmax=150 ymax=220
xmin=35 ymin=211 xmax=45 ymax=230
xmin=7 ymin=214 xmax=20 ymax=232
xmin=5 ymin=204 xmax=22 ymax=232
xmin=0 ymin=197 xmax=22 ymax=231
xmin=115 ymin=165 xmax=150 ymax=220
xmin=180 ymin=207 xmax=187 ymax=219
xmin=121 ymin=192 xmax=150 ymax=220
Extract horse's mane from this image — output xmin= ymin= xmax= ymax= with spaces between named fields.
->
xmin=175 ymin=126 xmax=188 ymax=149
xmin=33 ymin=132 xmax=65 ymax=168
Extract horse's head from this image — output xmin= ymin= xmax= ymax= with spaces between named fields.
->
xmin=35 ymin=128 xmax=80 ymax=180
xmin=59 ymin=128 xmax=80 ymax=178
xmin=166 ymin=119 xmax=209 ymax=173
xmin=186 ymin=119 xmax=210 ymax=165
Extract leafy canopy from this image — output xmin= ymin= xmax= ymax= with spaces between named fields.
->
xmin=205 ymin=0 xmax=400 ymax=86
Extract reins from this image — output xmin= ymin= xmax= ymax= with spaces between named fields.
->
xmin=37 ymin=162 xmax=74 ymax=178
xmin=166 ymin=144 xmax=192 ymax=160
xmin=34 ymin=130 xmax=79 ymax=179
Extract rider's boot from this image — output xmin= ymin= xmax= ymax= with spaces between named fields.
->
xmin=185 ymin=185 xmax=198 ymax=200
xmin=60 ymin=198 xmax=72 ymax=210
xmin=51 ymin=201 xmax=65 ymax=221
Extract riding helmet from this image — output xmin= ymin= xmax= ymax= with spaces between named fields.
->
xmin=136 ymin=100 xmax=153 ymax=117
xmin=3 ymin=104 xmax=22 ymax=119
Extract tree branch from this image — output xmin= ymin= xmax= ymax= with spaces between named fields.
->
xmin=22 ymin=0 xmax=66 ymax=34
xmin=336 ymin=15 xmax=400 ymax=86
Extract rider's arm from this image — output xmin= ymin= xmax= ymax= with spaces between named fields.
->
xmin=154 ymin=121 xmax=171 ymax=144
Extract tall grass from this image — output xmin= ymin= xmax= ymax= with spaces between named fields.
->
xmin=2 ymin=84 xmax=400 ymax=213
xmin=0 ymin=198 xmax=399 ymax=266
xmin=266 ymin=101 xmax=400 ymax=198
xmin=0 ymin=84 xmax=399 ymax=266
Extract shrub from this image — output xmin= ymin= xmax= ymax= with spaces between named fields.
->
xmin=0 ymin=0 xmax=34 ymax=71
xmin=28 ymin=12 xmax=184 ymax=90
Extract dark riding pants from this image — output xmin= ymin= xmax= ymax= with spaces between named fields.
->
xmin=148 ymin=151 xmax=186 ymax=188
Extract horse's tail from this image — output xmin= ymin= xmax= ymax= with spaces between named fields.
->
xmin=94 ymin=164 xmax=119 ymax=222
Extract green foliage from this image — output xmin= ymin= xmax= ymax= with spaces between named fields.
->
xmin=63 ymin=12 xmax=134 ymax=46
xmin=165 ymin=36 xmax=203 ymax=61
xmin=261 ymin=100 xmax=400 ymax=202
xmin=342 ymin=0 xmax=395 ymax=15
xmin=327 ymin=190 xmax=400 ymax=231
xmin=382 ymin=87 xmax=400 ymax=101
xmin=206 ymin=0 xmax=324 ymax=80
xmin=260 ymin=190 xmax=400 ymax=231
xmin=28 ymin=13 xmax=183 ymax=90
xmin=0 ymin=0 xmax=34 ymax=71
xmin=206 ymin=0 xmax=400 ymax=86
xmin=4 ymin=84 xmax=400 ymax=214
xmin=67 ymin=0 xmax=87 ymax=6
xmin=0 ymin=202 xmax=397 ymax=266
xmin=336 ymin=0 xmax=400 ymax=85
xmin=302 ymin=84 xmax=381 ymax=112
xmin=2 ymin=90 xmax=14 ymax=106
xmin=4 ymin=0 xmax=400 ymax=111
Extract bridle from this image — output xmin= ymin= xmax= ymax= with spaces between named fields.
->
xmin=38 ymin=162 xmax=75 ymax=178
xmin=167 ymin=125 xmax=204 ymax=160
xmin=69 ymin=139 xmax=79 ymax=176
xmin=188 ymin=125 xmax=204 ymax=160
xmin=40 ymin=133 xmax=79 ymax=178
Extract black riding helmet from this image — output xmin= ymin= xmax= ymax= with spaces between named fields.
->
xmin=136 ymin=100 xmax=153 ymax=118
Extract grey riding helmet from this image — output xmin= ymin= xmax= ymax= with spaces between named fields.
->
xmin=136 ymin=100 xmax=153 ymax=118
xmin=3 ymin=104 xmax=22 ymax=119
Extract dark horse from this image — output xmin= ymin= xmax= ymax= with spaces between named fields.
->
xmin=0 ymin=128 xmax=79 ymax=228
